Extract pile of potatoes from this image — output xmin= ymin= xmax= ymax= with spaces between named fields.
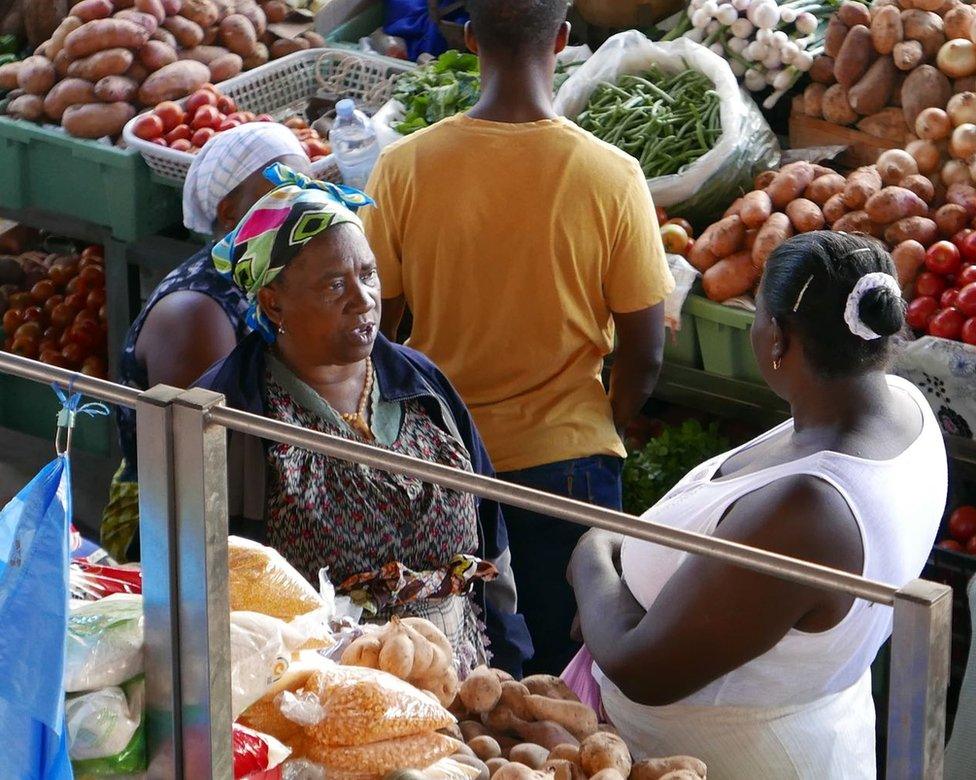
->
xmin=691 ymin=154 xmax=974 ymax=302
xmin=430 ymin=667 xmax=706 ymax=780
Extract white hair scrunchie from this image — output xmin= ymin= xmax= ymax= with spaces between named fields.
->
xmin=843 ymin=272 xmax=902 ymax=341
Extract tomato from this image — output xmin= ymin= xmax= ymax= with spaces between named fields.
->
xmin=665 ymin=217 xmax=695 ymax=238
xmin=78 ymin=255 xmax=102 ymax=271
xmin=98 ymin=304 xmax=107 ymax=322
xmin=185 ymin=89 xmax=218 ymax=118
xmin=132 ymin=113 xmax=164 ymax=141
xmin=61 ymin=342 xmax=86 ymax=368
xmin=43 ymin=294 xmax=64 ymax=315
xmin=165 ymin=124 xmax=192 ymax=144
xmin=216 ymin=95 xmax=236 ymax=115
xmin=956 ymin=282 xmax=976 ymax=316
xmin=958 ymin=264 xmax=976 ymax=287
xmin=925 ymin=240 xmax=962 ymax=276
xmin=961 ymin=231 xmax=976 ymax=264
xmin=953 ymin=229 xmax=973 ymax=252
xmin=81 ymin=246 xmax=102 ymax=260
xmin=955 ymin=506 xmax=976 ymax=542
xmin=217 ymin=118 xmax=241 ymax=132
xmin=7 ymin=291 xmax=30 ymax=310
xmin=191 ymin=127 xmax=215 ymax=148
xmin=65 ymin=276 xmax=89 ymax=297
xmin=938 ymin=539 xmax=964 ymax=552
xmin=79 ymin=265 xmax=105 ymax=289
xmin=86 ymin=288 xmax=105 ymax=311
xmin=962 ymin=317 xmax=976 ymax=345
xmin=170 ymin=138 xmax=192 ymax=152
xmin=154 ymin=101 xmax=185 ymax=132
xmin=305 ymin=139 xmax=330 ymax=158
xmin=941 ymin=289 xmax=960 ymax=309
xmin=226 ymin=111 xmax=249 ymax=124
xmin=66 ymin=324 xmax=98 ymax=352
xmin=81 ymin=355 xmax=108 ymax=379
xmin=29 ymin=279 xmax=56 ymax=304
xmin=22 ymin=305 xmax=44 ymax=324
xmin=190 ymin=104 xmax=219 ymax=130
xmin=916 ymin=271 xmax=948 ymax=298
xmin=2 ymin=307 xmax=23 ymax=333
xmin=50 ymin=303 xmax=78 ymax=329
xmin=660 ymin=223 xmax=689 ymax=254
xmin=74 ymin=308 xmax=99 ymax=327
xmin=240 ymin=111 xmax=256 ymax=123
xmin=906 ymin=296 xmax=939 ymax=330
xmin=200 ymin=82 xmax=220 ymax=94
xmin=48 ymin=264 xmax=74 ymax=286
xmin=13 ymin=321 xmax=41 ymax=342
xmin=929 ymin=307 xmax=966 ymax=339
xmin=42 ymin=326 xmax=61 ymax=343
xmin=10 ymin=336 xmax=38 ymax=358
xmin=39 ymin=348 xmax=68 ymax=367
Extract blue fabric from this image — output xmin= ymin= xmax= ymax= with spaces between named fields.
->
xmin=195 ymin=332 xmax=533 ymax=676
xmin=499 ymin=455 xmax=623 ymax=676
xmin=385 ymin=0 xmax=469 ymax=60
xmin=0 ymin=456 xmax=74 ymax=780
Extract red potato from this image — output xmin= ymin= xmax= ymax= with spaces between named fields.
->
xmin=891 ymin=240 xmax=927 ymax=288
xmin=823 ymin=192 xmax=848 ymax=225
xmin=16 ymin=56 xmax=56 ymax=95
xmin=64 ymin=19 xmax=150 ymax=58
xmin=809 ymin=55 xmax=836 ymax=85
xmin=178 ymin=45 xmax=230 ymax=64
xmin=786 ymin=199 xmax=826 ymax=233
xmin=834 ymin=25 xmax=876 ymax=89
xmin=871 ymin=5 xmax=902 ymax=56
xmin=739 ymin=190 xmax=773 ymax=229
xmin=62 ymin=102 xmax=136 ymax=138
xmin=48 ymin=16 xmax=83 ymax=61
xmin=68 ymin=0 xmax=113 ymax=23
xmin=135 ymin=0 xmax=166 ymax=23
xmin=699 ymin=215 xmax=746 ymax=260
xmin=825 ymin=16 xmax=849 ymax=59
xmin=208 ymin=52 xmax=242 ymax=82
xmin=752 ymin=213 xmax=793 ymax=270
xmin=162 ymin=14 xmax=205 ymax=48
xmin=263 ymin=1 xmax=288 ymax=24
xmin=179 ymin=0 xmax=219 ymax=27
xmin=837 ymin=0 xmax=869 ymax=27
xmin=899 ymin=174 xmax=936 ymax=204
xmin=754 ymin=171 xmax=776 ymax=190
xmin=68 ymin=48 xmax=134 ymax=82
xmin=162 ymin=0 xmax=182 ymax=13
xmin=0 ymin=61 xmax=19 ymax=90
xmin=42 ymin=77 xmax=96 ymax=120
xmin=723 ymin=197 xmax=745 ymax=218
xmin=219 ymin=14 xmax=257 ymax=56
xmin=805 ymin=173 xmax=847 ymax=206
xmin=766 ymin=162 xmax=816 ymax=209
xmin=936 ymin=204 xmax=970 ymax=237
xmin=94 ymin=75 xmax=138 ymax=102
xmin=271 ymin=37 xmax=310 ymax=58
xmin=842 ymin=166 xmax=883 ymax=209
xmin=885 ymin=216 xmax=939 ymax=245
xmin=832 ymin=210 xmax=875 ymax=235
xmin=114 ymin=9 xmax=159 ymax=35
xmin=140 ymin=41 xmax=178 ymax=71
xmin=151 ymin=27 xmax=179 ymax=48
xmin=704 ymin=250 xmax=762 ymax=302
xmin=947 ymin=183 xmax=976 ymax=215
xmin=137 ymin=59 xmax=210 ymax=105
xmin=864 ymin=186 xmax=928 ymax=224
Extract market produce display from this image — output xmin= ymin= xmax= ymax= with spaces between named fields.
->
xmin=904 ymin=232 xmax=976 ymax=344
xmin=576 ymin=66 xmax=721 ymax=179
xmin=0 ymin=243 xmax=108 ymax=377
xmin=937 ymin=504 xmax=976 ymax=554
xmin=392 ymin=49 xmax=480 ymax=136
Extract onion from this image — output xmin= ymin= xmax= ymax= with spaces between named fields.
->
xmin=779 ymin=7 xmax=797 ymax=24
xmin=710 ymin=42 xmax=726 ymax=55
xmin=780 ymin=42 xmax=799 ymax=64
xmin=716 ymin=5 xmax=738 ymax=25
xmin=772 ymin=30 xmax=789 ymax=48
xmin=796 ymin=12 xmax=818 ymax=35
xmin=762 ymin=50 xmax=783 ymax=70
xmin=685 ymin=27 xmax=706 ymax=43
xmin=730 ymin=18 xmax=754 ymax=38
xmin=765 ymin=68 xmax=780 ymax=85
xmin=942 ymin=158 xmax=972 ymax=186
xmin=706 ymin=20 xmax=721 ymax=34
xmin=915 ymin=107 xmax=953 ymax=141
xmin=773 ymin=68 xmax=795 ymax=90
xmin=907 ymin=139 xmax=943 ymax=175
xmin=692 ymin=8 xmax=711 ymax=28
xmin=937 ymin=40 xmax=976 ymax=79
xmin=950 ymin=123 xmax=976 ymax=160
xmin=744 ymin=68 xmax=767 ymax=92
xmin=703 ymin=0 xmax=719 ymax=15
xmin=754 ymin=2 xmax=780 ymax=30
xmin=756 ymin=28 xmax=772 ymax=44
xmin=727 ymin=36 xmax=748 ymax=54
xmin=731 ymin=59 xmax=747 ymax=77
xmin=794 ymin=51 xmax=814 ymax=72
xmin=947 ymin=91 xmax=976 ymax=127
xmin=733 ymin=0 xmax=751 ymax=10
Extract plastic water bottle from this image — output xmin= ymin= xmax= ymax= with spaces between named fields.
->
xmin=329 ymin=98 xmax=380 ymax=190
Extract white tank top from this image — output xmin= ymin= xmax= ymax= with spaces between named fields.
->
xmin=617 ymin=375 xmax=947 ymax=708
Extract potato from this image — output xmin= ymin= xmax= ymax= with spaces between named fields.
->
xmin=832 ymin=210 xmax=876 ymax=235
xmin=805 ymin=173 xmax=846 ymax=206
xmin=486 ymin=758 xmax=509 ymax=777
xmin=864 ymin=186 xmax=928 ymax=224
xmin=808 ymin=55 xmax=835 ymax=86
xmin=180 ymin=0 xmax=219 ymax=27
xmin=824 ymin=16 xmax=848 ymax=59
xmin=135 ymin=0 xmax=166 ymax=22
xmin=509 ymin=744 xmax=549 ymax=770
xmin=754 ymin=170 xmax=776 ymax=190
xmin=703 ymin=250 xmax=761 ymax=301
xmin=301 ymin=30 xmax=326 ymax=47
xmin=579 ymin=732 xmax=632 ymax=778
xmin=452 ymin=754 xmax=491 ymax=780
xmin=137 ymin=59 xmax=209 ymax=104
xmin=541 ymin=759 xmax=583 ymax=780
xmin=548 ymin=745 xmax=581 ymax=764
xmin=236 ymin=1 xmax=266 ymax=35
xmin=899 ymin=174 xmax=936 ymax=204
xmin=843 ymin=166 xmax=883 ymax=209
xmin=263 ymin=0 xmax=288 ymax=24
xmin=94 ymin=75 xmax=138 ymax=102
xmin=178 ymin=44 xmax=229 ymax=64
xmin=139 ymin=40 xmax=178 ymax=70
xmin=491 ymin=765 xmax=546 ymax=780
xmin=0 ymin=61 xmax=20 ymax=90
xmin=947 ymin=183 xmax=976 ymax=215
xmin=822 ymin=192 xmax=848 ymax=225
xmin=822 ymin=84 xmax=858 ymax=125
xmin=219 ymin=13 xmax=257 ymax=56
xmin=513 ymin=720 xmax=580 ymax=752
xmin=837 ymin=0 xmax=869 ymax=28
xmin=151 ymin=27 xmax=178 ymax=48
xmin=588 ymin=772 xmax=626 ymax=780
xmin=209 ymin=51 xmax=242 ymax=81
xmin=460 ymin=666 xmax=504 ymax=714
xmin=68 ymin=48 xmax=134 ymax=81
xmin=521 ymin=676 xmax=580 ymax=703
xmin=752 ymin=213 xmax=793 ymax=269
xmin=498 ymin=681 xmax=532 ymax=722
xmin=656 ymin=772 xmax=700 ymax=780
xmin=469 ymin=736 xmax=503 ymax=762
xmin=935 ymin=203 xmax=969 ymax=237
xmin=271 ymin=36 xmax=309 ymax=58
xmin=739 ymin=190 xmax=772 ymax=228
xmin=767 ymin=162 xmax=816 ymax=210
xmin=834 ymin=25 xmax=875 ymax=88
xmin=161 ymin=0 xmax=182 ymax=13
xmin=69 ymin=0 xmax=113 ymax=23
xmin=40 ymin=77 xmax=94 ymax=121
xmin=7 ymin=94 xmax=44 ymax=121
xmin=944 ymin=5 xmax=976 ymax=41
xmin=893 ymin=39 xmax=924 ymax=71
xmin=901 ymin=65 xmax=952 ymax=128
xmin=242 ymin=41 xmax=269 ymax=69
xmin=48 ymin=16 xmax=83 ymax=60
xmin=461 ymin=720 xmax=491 ymax=743
xmin=126 ymin=61 xmax=150 ymax=83
xmin=871 ymin=5 xmax=902 ymax=56
xmin=629 ymin=756 xmax=708 ymax=780
xmin=114 ymin=9 xmax=158 ymax=35
xmin=16 ymin=56 xmax=55 ymax=95
xmin=62 ymin=101 xmax=136 ymax=138
xmin=786 ymin=199 xmax=825 ymax=233
xmin=848 ymin=56 xmax=897 ymax=116
xmin=884 ymin=216 xmax=939 ymax=245
xmin=891 ymin=240 xmax=927 ymax=287
xmin=65 ymin=19 xmax=150 ymax=58
xmin=696 ymin=213 xmax=746 ymax=264
xmin=802 ymin=82 xmax=826 ymax=118
xmin=162 ymin=14 xmax=204 ymax=48
xmin=902 ymin=9 xmax=944 ymax=60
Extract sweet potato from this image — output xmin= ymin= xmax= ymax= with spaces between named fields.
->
xmin=837 ymin=0 xmax=869 ymax=28
xmin=7 ymin=94 xmax=44 ymax=121
xmin=766 ymin=162 xmax=816 ymax=209
xmin=822 ymin=193 xmax=848 ymax=225
xmin=694 ymin=214 xmax=745 ymax=266
xmin=469 ymin=735 xmax=502 ymax=761
xmin=16 ymin=56 xmax=55 ymax=95
xmin=802 ymin=82 xmax=826 ymax=118
xmin=786 ymin=199 xmax=826 ymax=233
xmin=848 ymin=56 xmax=897 ymax=116
xmin=884 ymin=216 xmax=939 ymax=245
xmin=752 ymin=213 xmax=793 ymax=269
xmin=115 ymin=9 xmax=159 ymax=35
xmin=833 ymin=210 xmax=875 ymax=235
xmin=179 ymin=44 xmax=228 ymax=64
xmin=69 ymin=0 xmax=112 ymax=23
xmin=41 ymin=77 xmax=95 ymax=120
xmin=579 ymin=733 xmax=632 ymax=778
xmin=460 ymin=666 xmax=503 ymax=714
xmin=208 ymin=51 xmax=241 ymax=81
xmin=703 ymin=250 xmax=762 ymax=301
xmin=139 ymin=40 xmax=178 ymax=70
xmin=219 ymin=13 xmax=257 ymax=56
xmin=48 ymin=16 xmax=83 ymax=60
xmin=891 ymin=240 xmax=927 ymax=287
xmin=754 ymin=170 xmax=776 ymax=190
xmin=69 ymin=48 xmax=134 ymax=81
xmin=514 ymin=721 xmax=580 ymax=752
xmin=62 ymin=101 xmax=136 ymax=138
xmin=521 ymin=676 xmax=580 ymax=703
xmin=834 ymin=25 xmax=875 ymax=88
xmin=871 ymin=5 xmax=902 ymax=56
xmin=94 ymin=75 xmax=138 ymax=102
xmin=498 ymin=681 xmax=533 ymax=722
xmin=893 ymin=40 xmax=924 ymax=71
xmin=64 ymin=19 xmax=150 ymax=58
xmin=460 ymin=720 xmax=491 ymax=742
xmin=162 ymin=14 xmax=204 ymax=48
xmin=629 ymin=757 xmax=708 ymax=780
xmin=0 ymin=61 xmax=20 ymax=90
xmin=180 ymin=0 xmax=219 ymax=27
xmin=822 ymin=84 xmax=858 ymax=125
xmin=522 ymin=696 xmax=597 ymax=742
xmin=935 ymin=203 xmax=969 ymax=237
xmin=137 ymin=59 xmax=209 ymax=104
xmin=899 ymin=174 xmax=936 ymax=204
xmin=805 ymin=173 xmax=847 ymax=206
xmin=824 ymin=16 xmax=849 ymax=59
xmin=135 ymin=0 xmax=166 ymax=22
xmin=864 ymin=186 xmax=928 ymax=223
xmin=510 ymin=744 xmax=549 ymax=770
xmin=902 ymin=9 xmax=944 ymax=61
xmin=843 ymin=166 xmax=883 ymax=209
xmin=740 ymin=190 xmax=773 ymax=228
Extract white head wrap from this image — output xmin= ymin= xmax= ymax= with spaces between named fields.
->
xmin=844 ymin=272 xmax=902 ymax=341
xmin=182 ymin=123 xmax=306 ymax=234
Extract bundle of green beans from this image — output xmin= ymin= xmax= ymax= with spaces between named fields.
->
xmin=576 ymin=66 xmax=722 ymax=179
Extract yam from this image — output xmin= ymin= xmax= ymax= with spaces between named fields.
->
xmin=498 ymin=681 xmax=533 ymax=722
xmin=179 ymin=0 xmax=218 ymax=27
xmin=752 ymin=213 xmax=793 ymax=269
xmin=766 ymin=161 xmax=816 ymax=209
xmin=902 ymin=9 xmax=944 ymax=61
xmin=893 ymin=40 xmax=924 ymax=71
xmin=842 ymin=166 xmax=883 ymax=209
xmin=822 ymin=84 xmax=858 ymax=126
xmin=870 ymin=5 xmax=902 ymax=56
xmin=135 ymin=0 xmax=166 ymax=22
xmin=208 ymin=51 xmax=241 ymax=81
xmin=935 ymin=203 xmax=969 ymax=237
xmin=469 ymin=736 xmax=502 ymax=762
xmin=139 ymin=39 xmax=178 ymax=70
xmin=522 ymin=696 xmax=597 ymax=742
xmin=64 ymin=19 xmax=149 ymax=58
xmin=786 ymin=199 xmax=826 ymax=233
xmin=7 ymin=94 xmax=44 ymax=121
xmin=68 ymin=47 xmax=133 ymax=80
xmin=68 ymin=0 xmax=111 ymax=23
xmin=899 ymin=174 xmax=936 ymax=204
xmin=834 ymin=25 xmax=875 ymax=88
xmin=891 ymin=240 xmax=927 ymax=287
xmin=94 ymin=75 xmax=138 ymax=102
xmin=509 ymin=744 xmax=549 ymax=770
xmin=460 ymin=666 xmax=503 ymax=714
xmin=824 ymin=16 xmax=849 ymax=59
xmin=805 ymin=173 xmax=847 ymax=206
xmin=740 ymin=190 xmax=773 ymax=228
xmin=483 ymin=704 xmax=528 ymax=736
xmin=219 ymin=13 xmax=256 ymax=56
xmin=48 ymin=15 xmax=82 ymax=60
xmin=513 ymin=721 xmax=580 ymax=752
xmin=42 ymin=76 xmax=96 ymax=120
xmin=822 ymin=192 xmax=848 ymax=225
xmin=884 ymin=216 xmax=939 ymax=245
xmin=864 ymin=186 xmax=928 ymax=223
xmin=703 ymin=250 xmax=762 ymax=301
xmin=848 ymin=56 xmax=897 ymax=116
xmin=0 ymin=61 xmax=20 ymax=90
xmin=162 ymin=14 xmax=204 ymax=48
xmin=877 ymin=149 xmax=919 ymax=186
xmin=802 ymin=82 xmax=826 ymax=118
xmin=114 ymin=9 xmax=159 ymax=35
xmin=578 ymin=733 xmax=632 ymax=778
xmin=837 ymin=0 xmax=869 ymax=28
xmin=16 ymin=55 xmax=55 ymax=95
xmin=521 ymin=676 xmax=580 ymax=703
xmin=809 ymin=55 xmax=835 ymax=85
xmin=62 ymin=101 xmax=135 ymax=138
xmin=137 ymin=59 xmax=209 ymax=104
xmin=629 ymin=756 xmax=708 ymax=780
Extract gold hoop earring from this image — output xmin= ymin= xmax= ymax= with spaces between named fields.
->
xmin=772 ymin=357 xmax=781 ymax=371
xmin=277 ymin=323 xmax=285 ymax=336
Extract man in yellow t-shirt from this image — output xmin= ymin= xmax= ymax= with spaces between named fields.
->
xmin=363 ymin=0 xmax=674 ymax=674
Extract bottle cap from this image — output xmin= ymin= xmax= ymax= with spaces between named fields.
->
xmin=336 ymin=99 xmax=355 ymax=117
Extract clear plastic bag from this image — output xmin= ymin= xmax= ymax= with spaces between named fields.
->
xmin=65 ymin=594 xmax=144 ymax=693
xmin=892 ymin=336 xmax=976 ymax=439
xmin=553 ymin=30 xmax=779 ymax=225
xmin=229 ymin=537 xmax=327 ymax=621
xmin=233 ymin=723 xmax=291 ymax=779
xmin=67 ymin=677 xmax=146 ymax=775
xmin=238 ymin=653 xmax=329 ymax=744
xmin=299 ymin=731 xmax=460 ymax=775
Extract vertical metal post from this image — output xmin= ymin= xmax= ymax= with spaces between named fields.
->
xmin=103 ymin=238 xmax=131 ymax=384
xmin=886 ymin=578 xmax=952 ymax=779
xmin=137 ymin=386 xmax=183 ymax=780
xmin=172 ymin=388 xmax=232 ymax=778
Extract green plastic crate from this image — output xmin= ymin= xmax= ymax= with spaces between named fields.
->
xmin=325 ymin=3 xmax=385 ymax=46
xmin=685 ymin=294 xmax=764 ymax=384
xmin=663 ymin=309 xmax=702 ymax=369
xmin=0 ymin=374 xmax=112 ymax=456
xmin=0 ymin=116 xmax=182 ymax=242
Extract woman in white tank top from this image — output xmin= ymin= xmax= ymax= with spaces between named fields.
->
xmin=568 ymin=232 xmax=948 ymax=779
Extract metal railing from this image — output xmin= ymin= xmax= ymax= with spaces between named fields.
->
xmin=0 ymin=352 xmax=953 ymax=779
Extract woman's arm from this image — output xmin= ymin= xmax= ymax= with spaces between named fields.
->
xmin=570 ymin=475 xmax=862 ymax=705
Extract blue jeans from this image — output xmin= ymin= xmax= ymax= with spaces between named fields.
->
xmin=498 ymin=455 xmax=623 ymax=675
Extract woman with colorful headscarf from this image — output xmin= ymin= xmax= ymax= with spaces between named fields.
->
xmin=196 ymin=163 xmax=532 ymax=676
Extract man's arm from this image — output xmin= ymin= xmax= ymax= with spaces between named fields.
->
xmin=609 ymin=302 xmax=666 ymax=438
xmin=380 ymin=294 xmax=406 ymax=341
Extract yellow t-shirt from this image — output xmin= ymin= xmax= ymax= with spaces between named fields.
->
xmin=363 ymin=114 xmax=675 ymax=472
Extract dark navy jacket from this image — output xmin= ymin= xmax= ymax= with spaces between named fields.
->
xmin=196 ymin=331 xmax=533 ymax=676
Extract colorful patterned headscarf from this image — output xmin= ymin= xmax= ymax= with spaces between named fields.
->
xmin=212 ymin=163 xmax=374 ymax=342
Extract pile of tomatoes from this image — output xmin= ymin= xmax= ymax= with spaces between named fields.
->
xmin=937 ymin=505 xmax=976 ymax=555
xmin=130 ymin=85 xmax=331 ymax=161
xmin=655 ymin=207 xmax=696 ymax=259
xmin=0 ymin=246 xmax=108 ymax=379
xmin=905 ymin=232 xmax=976 ymax=345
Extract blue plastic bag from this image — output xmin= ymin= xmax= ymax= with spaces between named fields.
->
xmin=0 ymin=455 xmax=74 ymax=779
xmin=385 ymin=0 xmax=469 ymax=60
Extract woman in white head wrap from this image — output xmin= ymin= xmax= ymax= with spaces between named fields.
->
xmin=101 ymin=124 xmax=310 ymax=563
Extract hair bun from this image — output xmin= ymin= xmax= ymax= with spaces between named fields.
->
xmin=858 ymin=286 xmax=904 ymax=338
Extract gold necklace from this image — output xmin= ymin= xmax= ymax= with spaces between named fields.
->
xmin=340 ymin=359 xmax=374 ymax=440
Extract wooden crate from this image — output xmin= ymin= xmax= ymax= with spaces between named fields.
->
xmin=789 ymin=101 xmax=902 ymax=170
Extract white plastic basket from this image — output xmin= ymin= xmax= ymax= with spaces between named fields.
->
xmin=122 ymin=48 xmax=414 ymax=185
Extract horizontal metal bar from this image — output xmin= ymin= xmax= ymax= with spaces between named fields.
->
xmin=0 ymin=351 xmax=139 ymax=408
xmin=208 ymin=405 xmax=900 ymax=606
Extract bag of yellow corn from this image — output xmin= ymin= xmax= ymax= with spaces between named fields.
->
xmin=228 ymin=536 xmax=325 ymax=620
